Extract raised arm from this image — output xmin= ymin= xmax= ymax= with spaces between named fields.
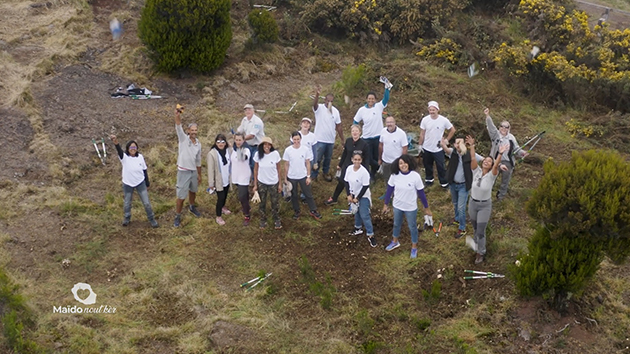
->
xmin=440 ymin=138 xmax=453 ymax=156
xmin=492 ymin=144 xmax=508 ymax=175
xmin=175 ymin=108 xmax=182 ymax=126
xmin=485 ymin=108 xmax=499 ymax=141
xmin=313 ymin=86 xmax=320 ymax=112
xmin=467 ymin=136 xmax=478 ymax=170
xmin=110 ymin=135 xmax=124 ymax=159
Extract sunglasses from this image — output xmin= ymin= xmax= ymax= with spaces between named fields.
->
xmin=216 ymin=140 xmax=226 ymax=143
xmin=500 ymin=125 xmax=510 ymax=129
xmin=129 ymin=146 xmax=137 ymax=150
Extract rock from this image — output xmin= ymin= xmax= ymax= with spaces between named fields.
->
xmin=519 ymin=328 xmax=531 ymax=341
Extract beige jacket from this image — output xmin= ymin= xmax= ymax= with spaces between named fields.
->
xmin=207 ymin=147 xmax=233 ymax=192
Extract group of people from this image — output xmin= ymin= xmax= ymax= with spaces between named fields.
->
xmin=111 ymin=82 xmax=528 ymax=264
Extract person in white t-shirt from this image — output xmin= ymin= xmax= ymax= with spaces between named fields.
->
xmin=312 ymin=87 xmax=344 ymax=181
xmin=293 ymin=117 xmax=318 ymax=158
xmin=110 ymin=135 xmax=158 ymax=228
xmin=378 ymin=116 xmax=408 ymax=182
xmin=253 ymin=137 xmax=283 ymax=230
xmin=174 ymin=107 xmax=202 ymax=227
xmin=466 ymin=137 xmax=508 ymax=265
xmin=344 ymin=151 xmax=377 ymax=248
xmin=231 ymin=132 xmax=252 ymax=226
xmin=207 ymin=134 xmax=232 ymax=226
xmin=353 ymin=84 xmax=391 ymax=178
xmin=283 ymin=132 xmax=322 ymax=220
xmin=418 ymin=101 xmax=456 ymax=188
xmin=382 ymin=154 xmax=433 ymax=259
xmin=237 ymin=103 xmax=265 ymax=171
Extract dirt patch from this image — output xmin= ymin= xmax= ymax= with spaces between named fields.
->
xmin=209 ymin=320 xmax=259 ymax=352
xmin=0 ymin=108 xmax=48 ymax=181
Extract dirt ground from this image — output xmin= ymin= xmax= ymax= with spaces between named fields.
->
xmin=0 ymin=0 xmax=622 ymax=353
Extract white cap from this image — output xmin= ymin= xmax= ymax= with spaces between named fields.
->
xmin=244 ymin=104 xmax=254 ymax=109
xmin=301 ymin=117 xmax=312 ymax=124
xmin=428 ymin=101 xmax=440 ymax=110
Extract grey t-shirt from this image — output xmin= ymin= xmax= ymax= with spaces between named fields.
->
xmin=176 ymin=124 xmax=202 ymax=170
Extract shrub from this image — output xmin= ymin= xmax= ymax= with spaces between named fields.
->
xmin=514 ymin=150 xmax=630 ymax=309
xmin=138 ymin=0 xmax=232 ymax=73
xmin=248 ymin=9 xmax=279 ymax=43
xmin=417 ymin=38 xmax=464 ymax=66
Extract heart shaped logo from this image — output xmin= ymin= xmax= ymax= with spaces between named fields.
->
xmin=71 ymin=283 xmax=97 ymax=305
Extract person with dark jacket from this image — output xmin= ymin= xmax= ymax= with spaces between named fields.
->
xmin=110 ymin=135 xmax=158 ymax=228
xmin=324 ymin=124 xmax=371 ymax=205
xmin=441 ymin=137 xmax=481 ymax=239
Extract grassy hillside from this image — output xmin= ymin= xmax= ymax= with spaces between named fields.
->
xmin=0 ymin=0 xmax=629 ymax=353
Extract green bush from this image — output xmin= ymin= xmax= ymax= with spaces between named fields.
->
xmin=138 ymin=0 xmax=232 ymax=73
xmin=514 ymin=150 xmax=630 ymax=309
xmin=248 ymin=9 xmax=279 ymax=43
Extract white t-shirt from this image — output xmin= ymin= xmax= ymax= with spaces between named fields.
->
xmin=344 ymin=165 xmax=371 ymax=205
xmin=387 ymin=171 xmax=425 ymax=211
xmin=120 ymin=153 xmax=147 ymax=187
xmin=292 ymin=131 xmax=317 ymax=152
xmin=354 ymin=101 xmax=387 ymax=139
xmin=313 ymin=104 xmax=341 ymax=144
xmin=379 ymin=126 xmax=408 ymax=164
xmin=254 ymin=150 xmax=281 ymax=185
xmin=470 ymin=166 xmax=498 ymax=201
xmin=420 ymin=115 xmax=453 ymax=153
xmin=237 ymin=115 xmax=265 ymax=146
xmin=231 ymin=148 xmax=251 ymax=186
xmin=283 ymin=145 xmax=313 ymax=179
xmin=218 ymin=151 xmax=231 ymax=187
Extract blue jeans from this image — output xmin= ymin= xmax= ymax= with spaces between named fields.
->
xmin=449 ymin=183 xmax=469 ymax=231
xmin=393 ymin=207 xmax=419 ymax=244
xmin=313 ymin=142 xmax=333 ymax=178
xmin=423 ymin=150 xmax=447 ymax=184
xmin=246 ymin=144 xmax=258 ymax=172
xmin=123 ymin=181 xmax=155 ymax=221
xmin=354 ymin=198 xmax=374 ymax=236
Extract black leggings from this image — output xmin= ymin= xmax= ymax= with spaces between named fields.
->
xmin=216 ymin=185 xmax=230 ymax=216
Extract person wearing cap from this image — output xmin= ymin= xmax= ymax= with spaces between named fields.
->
xmin=237 ymin=104 xmax=266 ymax=172
xmin=296 ymin=117 xmax=317 ymax=157
xmin=173 ymin=108 xmax=203 ymax=227
xmin=378 ymin=116 xmax=408 ymax=182
xmin=418 ymin=101 xmax=456 ymax=188
xmin=253 ymin=136 xmax=283 ymax=229
xmin=353 ymin=82 xmax=391 ymax=179
xmin=312 ymin=86 xmax=344 ymax=181
xmin=484 ymin=108 xmax=528 ymax=201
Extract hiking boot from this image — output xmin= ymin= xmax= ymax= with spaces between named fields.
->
xmin=189 ymin=205 xmax=201 ymax=218
xmin=221 ymin=207 xmax=232 ymax=215
xmin=323 ymin=173 xmax=333 ymax=182
xmin=324 ymin=197 xmax=337 ymax=206
xmin=274 ymin=220 xmax=282 ymax=230
xmin=173 ymin=214 xmax=181 ymax=227
xmin=292 ymin=212 xmax=301 ymax=220
xmin=385 ymin=241 xmax=400 ymax=251
xmin=455 ymin=229 xmax=466 ymax=239
xmin=260 ymin=220 xmax=267 ymax=229
xmin=440 ymin=183 xmax=449 ymax=188
xmin=150 ymin=219 xmax=159 ymax=228
xmin=410 ymin=248 xmax=418 ymax=259
xmin=216 ymin=216 xmax=226 ymax=226
xmin=309 ymin=210 xmax=322 ymax=220
xmin=243 ymin=216 xmax=250 ymax=226
xmin=475 ymin=253 xmax=485 ymax=264
xmin=122 ymin=217 xmax=130 ymax=227
xmin=424 ymin=179 xmax=434 ymax=185
xmin=367 ymin=235 xmax=377 ymax=248
xmin=349 ymin=228 xmax=364 ymax=236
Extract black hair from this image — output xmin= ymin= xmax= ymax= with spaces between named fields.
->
xmin=391 ymin=154 xmax=418 ymax=175
xmin=290 ymin=131 xmax=301 ymax=139
xmin=125 ymin=140 xmax=139 ymax=156
xmin=257 ymin=141 xmax=275 ymax=160
xmin=366 ymin=91 xmax=378 ymax=100
xmin=211 ymin=133 xmax=230 ymax=150
xmin=351 ymin=150 xmax=363 ymax=159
